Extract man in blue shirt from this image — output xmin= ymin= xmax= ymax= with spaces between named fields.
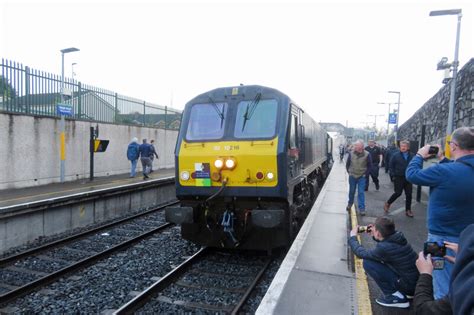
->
xmin=406 ymin=126 xmax=474 ymax=299
xmin=384 ymin=140 xmax=415 ymax=217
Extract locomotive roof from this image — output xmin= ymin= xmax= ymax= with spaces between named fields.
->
xmin=186 ymin=85 xmax=292 ymax=105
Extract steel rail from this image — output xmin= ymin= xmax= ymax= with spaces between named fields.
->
xmin=0 ymin=222 xmax=174 ymax=305
xmin=114 ymin=247 xmax=208 ymax=315
xmin=231 ymin=257 xmax=272 ymax=315
xmin=0 ymin=200 xmax=178 ymax=267
xmin=114 ymin=249 xmax=272 ymax=315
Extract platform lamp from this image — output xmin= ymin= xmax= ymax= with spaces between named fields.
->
xmin=59 ymin=47 xmax=80 ymax=183
xmin=429 ymin=9 xmax=462 ymax=159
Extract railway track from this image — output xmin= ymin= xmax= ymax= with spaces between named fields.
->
xmin=115 ymin=247 xmax=273 ymax=314
xmin=0 ymin=201 xmax=178 ymax=304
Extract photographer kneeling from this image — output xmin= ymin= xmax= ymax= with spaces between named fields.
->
xmin=349 ymin=217 xmax=419 ymax=308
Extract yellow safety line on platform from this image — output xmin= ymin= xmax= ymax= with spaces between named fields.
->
xmin=350 ymin=206 xmax=373 ymax=315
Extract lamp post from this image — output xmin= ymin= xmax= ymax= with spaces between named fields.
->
xmin=388 ymin=91 xmax=401 ymax=145
xmin=59 ymin=47 xmax=80 ymax=183
xmin=72 ymin=62 xmax=77 ymax=81
xmin=429 ymin=9 xmax=462 ymax=158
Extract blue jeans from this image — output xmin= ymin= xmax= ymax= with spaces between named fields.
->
xmin=348 ymin=175 xmax=366 ymax=211
xmin=427 ymin=233 xmax=459 ymax=299
xmin=363 ymin=259 xmax=399 ymax=295
xmin=130 ymin=159 xmax=138 ymax=177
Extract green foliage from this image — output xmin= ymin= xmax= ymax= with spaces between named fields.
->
xmin=0 ymin=76 xmax=17 ymax=99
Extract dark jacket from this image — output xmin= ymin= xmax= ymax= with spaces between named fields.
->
xmin=406 ymin=154 xmax=474 ymax=236
xmin=365 ymin=145 xmax=382 ymax=165
xmin=348 ymin=231 xmax=419 ymax=291
xmin=449 ymin=224 xmax=474 ymax=315
xmin=384 ymin=146 xmax=398 ymax=168
xmin=150 ymin=144 xmax=158 ymax=158
xmin=414 ymin=274 xmax=452 ymax=315
xmin=389 ymin=150 xmax=415 ymax=177
xmin=126 ymin=142 xmax=140 ymax=161
xmin=139 ymin=143 xmax=152 ymax=158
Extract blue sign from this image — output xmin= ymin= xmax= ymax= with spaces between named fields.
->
xmin=388 ymin=113 xmax=397 ymax=124
xmin=56 ymin=104 xmax=73 ymax=116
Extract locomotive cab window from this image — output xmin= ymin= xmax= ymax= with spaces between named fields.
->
xmin=234 ymin=99 xmax=278 ymax=139
xmin=186 ymin=102 xmax=227 ymax=140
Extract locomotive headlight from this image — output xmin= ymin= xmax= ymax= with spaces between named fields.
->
xmin=214 ymin=159 xmax=224 ymax=169
xmin=180 ymin=171 xmax=190 ymax=181
xmin=225 ymin=158 xmax=236 ymax=169
xmin=267 ymin=172 xmax=275 ymax=180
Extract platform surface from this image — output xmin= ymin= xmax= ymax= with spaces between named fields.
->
xmin=257 ymin=159 xmax=357 ymax=314
xmin=0 ymin=169 xmax=175 ymax=208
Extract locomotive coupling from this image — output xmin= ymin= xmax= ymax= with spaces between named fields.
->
xmin=165 ymin=206 xmax=194 ymax=224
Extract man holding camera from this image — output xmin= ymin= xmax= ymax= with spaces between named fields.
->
xmin=414 ymin=224 xmax=474 ymax=315
xmin=406 ymin=126 xmax=474 ymax=299
xmin=349 ymin=217 xmax=419 ymax=308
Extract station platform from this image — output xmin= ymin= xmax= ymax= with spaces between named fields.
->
xmin=257 ymin=157 xmax=428 ymax=315
xmin=0 ymin=168 xmax=175 ymax=209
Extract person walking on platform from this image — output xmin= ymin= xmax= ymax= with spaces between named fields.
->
xmin=406 ymin=126 xmax=474 ymax=300
xmin=126 ymin=137 xmax=140 ymax=178
xmin=139 ymin=139 xmax=153 ymax=180
xmin=384 ymin=140 xmax=415 ymax=217
xmin=365 ymin=140 xmax=382 ymax=191
xmin=346 ymin=140 xmax=372 ymax=215
xmin=349 ymin=216 xmax=419 ymax=308
xmin=149 ymin=139 xmax=159 ymax=172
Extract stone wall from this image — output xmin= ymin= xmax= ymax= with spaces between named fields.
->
xmin=0 ymin=113 xmax=178 ymax=190
xmin=395 ymin=58 xmax=473 ymax=145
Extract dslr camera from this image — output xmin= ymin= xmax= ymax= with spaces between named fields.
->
xmin=357 ymin=225 xmax=372 ymax=233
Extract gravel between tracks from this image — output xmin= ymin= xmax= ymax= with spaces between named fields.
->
xmin=0 ymin=204 xmax=168 ymax=259
xmin=6 ymin=226 xmax=200 ymax=313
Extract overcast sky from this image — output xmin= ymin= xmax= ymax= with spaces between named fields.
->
xmin=1 ymin=0 xmax=472 ymax=129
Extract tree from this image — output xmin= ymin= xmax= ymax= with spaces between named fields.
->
xmin=0 ymin=76 xmax=17 ymax=100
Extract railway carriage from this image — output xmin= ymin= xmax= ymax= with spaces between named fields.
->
xmin=166 ymin=85 xmax=332 ymax=249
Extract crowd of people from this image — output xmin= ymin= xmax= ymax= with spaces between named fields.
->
xmin=344 ymin=126 xmax=474 ymax=313
xmin=126 ymin=138 xmax=159 ymax=180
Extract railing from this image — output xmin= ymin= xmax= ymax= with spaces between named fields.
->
xmin=0 ymin=58 xmax=181 ymax=130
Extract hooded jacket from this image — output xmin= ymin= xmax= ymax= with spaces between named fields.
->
xmin=127 ymin=139 xmax=140 ymax=161
xmin=449 ymin=224 xmax=474 ymax=315
xmin=349 ymin=231 xmax=420 ymax=291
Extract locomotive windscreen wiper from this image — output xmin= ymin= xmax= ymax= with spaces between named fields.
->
xmin=241 ymin=92 xmax=262 ymax=132
xmin=208 ymin=97 xmax=225 ymax=128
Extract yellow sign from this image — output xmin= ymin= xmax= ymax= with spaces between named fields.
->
xmin=94 ymin=139 xmax=110 ymax=152
xmin=232 ymin=87 xmax=238 ymax=95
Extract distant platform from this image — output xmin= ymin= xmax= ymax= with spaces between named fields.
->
xmin=0 ymin=168 xmax=175 ymax=209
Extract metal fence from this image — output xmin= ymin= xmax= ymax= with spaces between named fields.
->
xmin=0 ymin=58 xmax=181 ymax=130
